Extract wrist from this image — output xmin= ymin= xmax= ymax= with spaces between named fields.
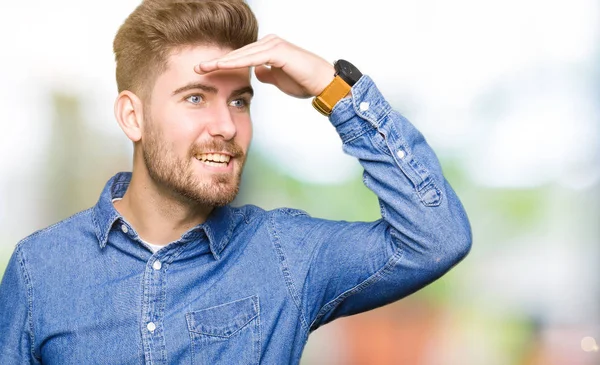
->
xmin=312 ymin=59 xmax=362 ymax=116
xmin=314 ymin=64 xmax=336 ymax=96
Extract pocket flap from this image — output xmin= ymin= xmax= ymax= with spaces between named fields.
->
xmin=186 ymin=295 xmax=259 ymax=338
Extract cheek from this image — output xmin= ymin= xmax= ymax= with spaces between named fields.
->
xmin=145 ymin=112 xmax=195 ymax=160
xmin=154 ymin=106 xmax=200 ymax=142
xmin=236 ymin=118 xmax=253 ymax=148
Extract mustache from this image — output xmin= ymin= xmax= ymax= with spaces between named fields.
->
xmin=190 ymin=140 xmax=244 ymax=158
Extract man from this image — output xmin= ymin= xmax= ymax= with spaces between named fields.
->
xmin=0 ymin=0 xmax=472 ymax=363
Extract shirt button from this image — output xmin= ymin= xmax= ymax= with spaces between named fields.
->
xmin=359 ymin=102 xmax=370 ymax=111
xmin=396 ymin=149 xmax=406 ymax=159
xmin=152 ymin=260 xmax=162 ymax=271
xmin=147 ymin=322 xmax=156 ymax=332
xmin=121 ymin=224 xmax=128 ymax=234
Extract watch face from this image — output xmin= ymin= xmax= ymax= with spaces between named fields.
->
xmin=335 ymin=59 xmax=362 ymax=86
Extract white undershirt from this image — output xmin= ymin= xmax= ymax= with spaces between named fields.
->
xmin=112 ymin=198 xmax=165 ymax=253
xmin=142 ymin=240 xmax=165 ymax=253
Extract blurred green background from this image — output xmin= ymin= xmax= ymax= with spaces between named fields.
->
xmin=1 ymin=0 xmax=598 ymax=364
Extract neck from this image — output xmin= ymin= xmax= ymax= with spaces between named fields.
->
xmin=114 ymin=168 xmax=213 ymax=246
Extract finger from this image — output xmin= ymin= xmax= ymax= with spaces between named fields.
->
xmin=254 ymin=65 xmax=276 ymax=85
xmin=195 ymin=35 xmax=284 ymax=74
xmin=198 ymin=51 xmax=286 ymax=73
xmin=216 ymin=34 xmax=280 ymax=61
xmin=196 ymin=58 xmax=233 ymax=73
xmin=213 ymin=39 xmax=282 ymax=66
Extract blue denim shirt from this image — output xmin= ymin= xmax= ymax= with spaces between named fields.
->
xmin=0 ymin=75 xmax=472 ymax=364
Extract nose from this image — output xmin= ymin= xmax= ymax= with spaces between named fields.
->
xmin=206 ymin=104 xmax=237 ymax=141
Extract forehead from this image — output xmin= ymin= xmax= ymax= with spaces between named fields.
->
xmin=157 ymin=45 xmax=250 ymax=89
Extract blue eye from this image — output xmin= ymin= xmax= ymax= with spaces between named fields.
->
xmin=186 ymin=95 xmax=203 ymax=104
xmin=230 ymin=98 xmax=249 ymax=109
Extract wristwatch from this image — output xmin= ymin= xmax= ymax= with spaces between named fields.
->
xmin=312 ymin=59 xmax=362 ymax=116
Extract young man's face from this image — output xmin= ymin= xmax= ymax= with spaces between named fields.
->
xmin=141 ymin=45 xmax=253 ymax=206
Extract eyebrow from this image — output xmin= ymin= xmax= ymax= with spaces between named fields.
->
xmin=172 ymin=82 xmax=254 ymax=98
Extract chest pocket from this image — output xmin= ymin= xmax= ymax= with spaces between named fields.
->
xmin=186 ymin=295 xmax=261 ymax=365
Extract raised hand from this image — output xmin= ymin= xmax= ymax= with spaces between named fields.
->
xmin=195 ymin=34 xmax=335 ymax=98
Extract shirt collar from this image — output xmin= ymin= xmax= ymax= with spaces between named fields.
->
xmin=92 ymin=172 xmax=234 ymax=260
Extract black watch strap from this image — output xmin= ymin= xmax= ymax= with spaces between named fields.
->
xmin=334 ymin=59 xmax=362 ymax=87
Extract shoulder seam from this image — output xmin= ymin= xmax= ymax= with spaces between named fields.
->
xmin=15 ymin=246 xmax=39 ymax=361
xmin=272 ymin=207 xmax=309 ymax=217
xmin=16 ymin=209 xmax=93 ymax=250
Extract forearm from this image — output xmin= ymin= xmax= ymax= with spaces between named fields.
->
xmin=329 ymin=75 xmax=472 ymax=274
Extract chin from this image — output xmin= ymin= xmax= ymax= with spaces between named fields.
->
xmin=181 ymin=181 xmax=240 ymax=207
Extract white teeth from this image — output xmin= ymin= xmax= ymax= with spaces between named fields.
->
xmin=195 ymin=153 xmax=231 ymax=165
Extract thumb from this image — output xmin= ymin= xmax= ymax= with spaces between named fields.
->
xmin=254 ymin=65 xmax=277 ymax=85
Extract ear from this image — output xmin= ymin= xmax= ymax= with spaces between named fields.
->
xmin=114 ymin=90 xmax=145 ymax=142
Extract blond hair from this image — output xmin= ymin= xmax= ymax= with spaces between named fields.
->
xmin=113 ymin=0 xmax=258 ymax=100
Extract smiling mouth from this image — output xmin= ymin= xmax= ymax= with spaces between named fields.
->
xmin=195 ymin=153 xmax=231 ymax=167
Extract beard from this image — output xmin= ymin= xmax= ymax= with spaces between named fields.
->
xmin=141 ymin=120 xmax=246 ymax=207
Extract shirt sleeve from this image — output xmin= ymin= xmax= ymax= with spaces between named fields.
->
xmin=0 ymin=245 xmax=39 ymax=364
xmin=268 ymin=75 xmax=472 ymax=333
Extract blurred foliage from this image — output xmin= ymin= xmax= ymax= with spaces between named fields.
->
xmin=0 ymin=244 xmax=11 ymax=279
xmin=236 ymin=150 xmax=380 ymax=222
xmin=454 ymin=307 xmax=535 ymax=364
xmin=44 ymin=92 xmax=130 ymax=224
